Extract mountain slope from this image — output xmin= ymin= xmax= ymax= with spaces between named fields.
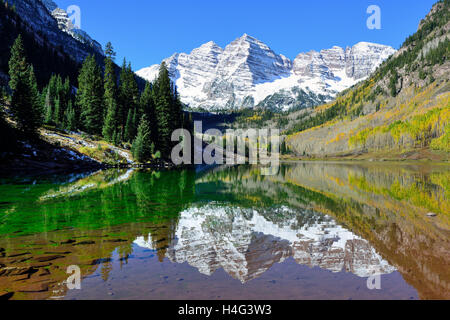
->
xmin=0 ymin=0 xmax=148 ymax=90
xmin=0 ymin=1 xmax=82 ymax=87
xmin=137 ymin=35 xmax=395 ymax=112
xmin=5 ymin=0 xmax=103 ymax=61
xmin=41 ymin=0 xmax=103 ymax=55
xmin=0 ymin=0 xmax=108 ymax=87
xmin=286 ymin=0 xmax=450 ymax=159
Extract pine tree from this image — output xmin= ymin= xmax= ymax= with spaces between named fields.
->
xmin=8 ymin=35 xmax=26 ymax=92
xmin=8 ymin=36 xmax=42 ymax=137
xmin=59 ymin=76 xmax=71 ymax=125
xmin=118 ymin=58 xmax=139 ymax=139
xmin=43 ymin=75 xmax=57 ymax=125
xmin=124 ymin=108 xmax=134 ymax=142
xmin=132 ymin=115 xmax=154 ymax=163
xmin=127 ymin=63 xmax=139 ymax=107
xmin=64 ymin=100 xmax=77 ymax=131
xmin=154 ymin=62 xmax=173 ymax=158
xmin=43 ymin=86 xmax=53 ymax=124
xmin=155 ymin=96 xmax=171 ymax=157
xmin=172 ymin=86 xmax=184 ymax=130
xmin=124 ymin=107 xmax=139 ymax=142
xmin=102 ymin=42 xmax=120 ymax=142
xmin=76 ymin=55 xmax=104 ymax=135
xmin=132 ymin=107 xmax=139 ymax=136
xmin=28 ymin=65 xmax=43 ymax=128
xmin=140 ymin=81 xmax=157 ymax=143
xmin=54 ymin=97 xmax=60 ymax=125
xmin=53 ymin=75 xmax=63 ymax=124
xmin=118 ymin=58 xmax=128 ymax=135
xmin=41 ymin=75 xmax=72 ymax=127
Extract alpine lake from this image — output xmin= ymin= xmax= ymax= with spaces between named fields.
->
xmin=0 ymin=161 xmax=449 ymax=300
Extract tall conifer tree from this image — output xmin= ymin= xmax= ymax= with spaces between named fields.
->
xmin=140 ymin=81 xmax=157 ymax=143
xmin=102 ymin=42 xmax=120 ymax=142
xmin=76 ymin=55 xmax=104 ymax=135
xmin=124 ymin=107 xmax=135 ymax=142
xmin=132 ymin=115 xmax=154 ymax=163
xmin=154 ymin=62 xmax=173 ymax=158
xmin=8 ymin=36 xmax=42 ymax=137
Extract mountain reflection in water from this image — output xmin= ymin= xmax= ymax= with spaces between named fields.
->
xmin=0 ymin=162 xmax=448 ymax=300
xmin=136 ymin=205 xmax=395 ymax=282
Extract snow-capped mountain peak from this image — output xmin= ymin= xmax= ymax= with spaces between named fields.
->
xmin=137 ymin=35 xmax=395 ymax=112
xmin=135 ymin=204 xmax=395 ymax=283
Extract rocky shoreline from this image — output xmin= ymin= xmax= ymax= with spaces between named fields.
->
xmin=0 ymin=128 xmax=187 ymax=177
xmin=281 ymin=147 xmax=450 ymax=163
xmin=0 ymin=155 xmax=183 ymax=178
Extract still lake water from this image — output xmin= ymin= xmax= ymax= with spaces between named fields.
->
xmin=0 ymin=162 xmax=448 ymax=300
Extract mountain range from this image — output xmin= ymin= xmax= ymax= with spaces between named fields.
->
xmin=3 ymin=1 xmax=396 ymax=113
xmin=137 ymin=35 xmax=395 ymax=112
xmin=0 ymin=0 xmax=149 ymax=89
xmin=4 ymin=0 xmax=103 ymax=62
xmin=135 ymin=204 xmax=395 ymax=283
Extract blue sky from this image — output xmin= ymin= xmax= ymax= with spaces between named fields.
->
xmin=54 ymin=0 xmax=437 ymax=70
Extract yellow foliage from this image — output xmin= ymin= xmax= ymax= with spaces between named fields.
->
xmin=349 ymin=91 xmax=450 ymax=150
xmin=246 ymin=115 xmax=262 ymax=122
xmin=327 ymin=132 xmax=346 ymax=145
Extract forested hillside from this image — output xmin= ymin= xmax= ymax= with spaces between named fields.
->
xmin=0 ymin=1 xmax=82 ymax=87
xmin=286 ymin=0 xmax=449 ymax=160
xmin=0 ymin=0 xmax=190 ymax=169
xmin=1 ymin=38 xmax=188 ymax=163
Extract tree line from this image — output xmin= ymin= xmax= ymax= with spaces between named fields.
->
xmin=1 ymin=35 xmax=191 ymax=163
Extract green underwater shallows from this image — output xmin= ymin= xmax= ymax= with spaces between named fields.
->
xmin=0 ymin=170 xmax=198 ymax=237
xmin=0 ymin=164 xmax=449 ymax=237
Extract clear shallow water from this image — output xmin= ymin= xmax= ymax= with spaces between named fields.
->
xmin=0 ymin=162 xmax=449 ymax=300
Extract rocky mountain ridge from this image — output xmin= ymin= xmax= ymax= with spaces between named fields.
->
xmin=5 ymin=0 xmax=103 ymax=62
xmin=137 ymin=34 xmax=395 ymax=112
xmin=48 ymin=5 xmax=103 ymax=55
xmin=135 ymin=204 xmax=395 ymax=283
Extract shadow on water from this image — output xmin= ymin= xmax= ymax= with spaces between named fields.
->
xmin=0 ymin=162 xmax=448 ymax=300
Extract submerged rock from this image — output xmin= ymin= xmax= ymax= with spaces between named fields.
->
xmin=18 ymin=283 xmax=49 ymax=293
xmin=34 ymin=255 xmax=65 ymax=263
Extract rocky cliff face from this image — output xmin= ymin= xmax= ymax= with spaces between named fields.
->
xmin=293 ymin=42 xmax=395 ymax=80
xmin=137 ymin=34 xmax=395 ymax=112
xmin=45 ymin=2 xmax=103 ymax=55
xmin=5 ymin=0 xmax=103 ymax=62
xmin=135 ymin=204 xmax=395 ymax=283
